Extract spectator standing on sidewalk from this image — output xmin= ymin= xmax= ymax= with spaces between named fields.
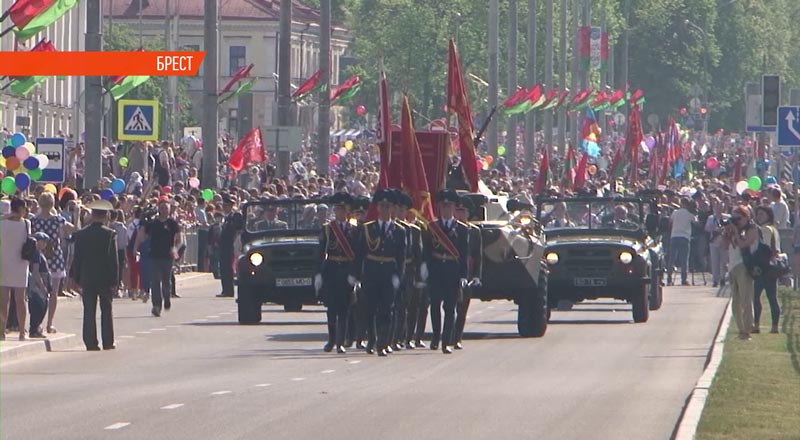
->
xmin=752 ymin=206 xmax=781 ymax=334
xmin=723 ymin=206 xmax=759 ymax=341
xmin=135 ymin=197 xmax=181 ymax=317
xmin=667 ymin=198 xmax=697 ymax=286
xmin=705 ymin=198 xmax=730 ymax=287
xmin=0 ymin=197 xmax=31 ymax=341
xmin=28 ymin=232 xmax=52 ymax=338
xmin=769 ymin=188 xmax=790 ymax=229
xmin=110 ymin=210 xmax=129 ymax=298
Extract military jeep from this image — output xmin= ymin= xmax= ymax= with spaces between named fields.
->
xmin=535 ymin=197 xmax=664 ymax=323
xmin=237 ymin=198 xmax=331 ymax=324
xmin=459 ymin=193 xmax=549 ymax=337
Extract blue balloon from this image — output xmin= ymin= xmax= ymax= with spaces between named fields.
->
xmin=23 ymin=156 xmax=39 ymax=170
xmin=100 ymin=188 xmax=114 ymax=200
xmin=1 ymin=146 xmax=15 ymax=158
xmin=10 ymin=132 xmax=26 ymax=148
xmin=14 ymin=172 xmax=30 ymax=191
xmin=765 ymin=176 xmax=777 ymax=184
xmin=110 ymin=178 xmax=126 ymax=194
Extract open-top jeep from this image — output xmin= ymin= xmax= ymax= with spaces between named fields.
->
xmin=535 ymin=196 xmax=664 ymax=323
xmin=237 ymin=198 xmax=331 ymax=324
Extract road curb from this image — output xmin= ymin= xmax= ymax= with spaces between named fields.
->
xmin=672 ymin=298 xmax=733 ymax=440
xmin=0 ymin=333 xmax=81 ymax=365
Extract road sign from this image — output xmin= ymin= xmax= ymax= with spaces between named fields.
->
xmin=183 ymin=127 xmax=202 ymax=139
xmin=264 ymin=126 xmax=303 ymax=153
xmin=778 ymin=107 xmax=800 ymax=146
xmin=35 ymin=137 xmax=66 ymax=183
xmin=118 ymin=99 xmax=159 ymax=141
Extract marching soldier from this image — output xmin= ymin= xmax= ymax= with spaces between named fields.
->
xmin=354 ymin=189 xmax=406 ymax=356
xmin=389 ymin=191 xmax=422 ymax=351
xmin=454 ymin=195 xmax=483 ymax=350
xmin=423 ymin=189 xmax=469 ymax=354
xmin=346 ymin=196 xmax=370 ymax=348
xmin=315 ymin=193 xmax=359 ymax=354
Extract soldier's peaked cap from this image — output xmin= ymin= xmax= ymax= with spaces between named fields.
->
xmin=354 ymin=196 xmax=371 ymax=210
xmin=327 ymin=192 xmax=354 ymax=207
xmin=436 ymin=189 xmax=460 ymax=204
xmin=373 ymin=188 xmax=396 ymax=204
xmin=456 ymin=196 xmax=475 ymax=211
xmin=395 ymin=191 xmax=413 ymax=208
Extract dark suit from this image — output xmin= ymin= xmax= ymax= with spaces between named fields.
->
xmin=71 ymin=222 xmax=119 ymax=350
xmin=318 ymin=221 xmax=359 ymax=347
xmin=455 ymin=222 xmax=483 ymax=344
xmin=354 ymin=220 xmax=406 ymax=353
xmin=397 ymin=219 xmax=425 ymax=346
xmin=423 ymin=218 xmax=469 ymax=347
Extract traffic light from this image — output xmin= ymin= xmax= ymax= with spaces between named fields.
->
xmin=762 ymin=74 xmax=780 ymax=126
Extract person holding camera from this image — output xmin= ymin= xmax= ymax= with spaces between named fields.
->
xmin=705 ymin=198 xmax=730 ymax=288
xmin=722 ymin=206 xmax=759 ymax=340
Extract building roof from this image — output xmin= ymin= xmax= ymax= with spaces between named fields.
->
xmin=105 ymin=0 xmax=320 ymax=22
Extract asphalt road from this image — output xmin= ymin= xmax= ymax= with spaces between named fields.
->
xmin=1 ymin=274 xmax=728 ymax=440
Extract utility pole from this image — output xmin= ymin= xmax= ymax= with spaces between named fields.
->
xmin=163 ymin=0 xmax=172 ymax=142
xmin=621 ymin=0 xmax=629 ymax=117
xmin=598 ymin=8 xmax=606 ymax=131
xmin=582 ymin=0 xmax=590 ymax=91
xmin=525 ymin=0 xmax=537 ymax=167
xmin=318 ymin=0 xmax=331 ymax=176
xmin=201 ymin=0 xmax=218 ymax=189
xmin=488 ymin=0 xmax=499 ymax=156
xmin=557 ymin=0 xmax=567 ymax=155
xmin=543 ymin=0 xmax=553 ymax=153
xmin=277 ymin=0 xmax=293 ymax=177
xmin=570 ymin=0 xmax=581 ymax=147
xmin=506 ymin=0 xmax=518 ymax=166
xmin=84 ymin=0 xmax=103 ymax=189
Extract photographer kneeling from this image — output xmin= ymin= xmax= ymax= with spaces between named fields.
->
xmin=722 ymin=206 xmax=758 ymax=341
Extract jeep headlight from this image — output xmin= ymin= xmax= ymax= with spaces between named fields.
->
xmin=249 ymin=252 xmax=264 ymax=267
xmin=545 ymin=252 xmax=559 ymax=265
xmin=518 ymin=215 xmax=533 ymax=226
xmin=619 ymin=251 xmax=633 ymax=264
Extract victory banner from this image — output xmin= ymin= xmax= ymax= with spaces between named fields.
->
xmin=387 ymin=129 xmax=450 ymax=196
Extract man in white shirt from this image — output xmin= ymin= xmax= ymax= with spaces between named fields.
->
xmin=769 ymin=188 xmax=790 ymax=229
xmin=667 ymin=198 xmax=697 ymax=286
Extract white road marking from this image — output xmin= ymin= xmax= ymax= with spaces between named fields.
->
xmin=487 ymin=306 xmax=495 ymax=309
xmin=321 ymin=370 xmax=335 ymax=374
xmin=210 ymin=390 xmax=232 ymax=395
xmin=219 ymin=312 xmax=232 ymax=315
xmin=165 ymin=325 xmax=181 ymax=328
xmin=193 ymin=319 xmax=209 ymax=322
xmin=135 ymin=331 xmax=151 ymax=334
xmin=474 ymin=310 xmax=484 ymax=314
xmin=119 ymin=335 xmax=135 ymax=339
xmin=161 ymin=403 xmax=184 ymax=410
xmin=104 ymin=422 xmax=130 ymax=430
xmin=290 ymin=378 xmax=306 ymax=382
xmin=150 ymin=328 xmax=167 ymax=331
xmin=347 ymin=360 xmax=362 ymax=364
xmin=206 ymin=315 xmax=220 ymax=319
xmin=254 ymin=383 xmax=271 ymax=387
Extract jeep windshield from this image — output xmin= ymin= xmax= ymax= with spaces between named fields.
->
xmin=244 ymin=199 xmax=335 ymax=234
xmin=536 ymin=198 xmax=646 ymax=232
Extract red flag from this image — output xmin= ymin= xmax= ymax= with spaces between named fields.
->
xmin=573 ymin=152 xmax=588 ymax=191
xmin=447 ymin=39 xmax=479 ymax=192
xmin=400 ymin=96 xmax=435 ymax=220
xmin=4 ymin=0 xmax=58 ymax=30
xmin=330 ymin=75 xmax=360 ymax=102
xmin=107 ymin=47 xmax=145 ymax=87
xmin=533 ymin=149 xmax=550 ymax=194
xmin=227 ymin=127 xmax=265 ymax=172
xmin=7 ymin=38 xmax=54 ymax=81
xmin=627 ymin=104 xmax=644 ymax=187
xmin=291 ymin=69 xmax=322 ymax=99
xmin=219 ymin=63 xmax=254 ymax=95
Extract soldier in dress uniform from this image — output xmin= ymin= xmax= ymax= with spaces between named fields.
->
xmin=422 ymin=189 xmax=469 ymax=354
xmin=345 ymin=196 xmax=370 ymax=348
xmin=353 ymin=189 xmax=406 ymax=356
xmin=453 ymin=195 xmax=483 ymax=350
xmin=387 ymin=191 xmax=421 ymax=351
xmin=314 ymin=193 xmax=359 ymax=354
xmin=70 ymin=200 xmax=119 ymax=351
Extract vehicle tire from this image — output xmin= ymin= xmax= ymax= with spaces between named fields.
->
xmin=518 ymin=274 xmax=548 ymax=337
xmin=237 ymin=284 xmax=262 ymax=325
xmin=649 ymin=275 xmax=663 ymax=311
xmin=283 ymin=303 xmax=303 ymax=313
xmin=631 ymin=286 xmax=649 ymax=323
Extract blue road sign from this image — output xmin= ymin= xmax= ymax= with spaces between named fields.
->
xmin=35 ymin=137 xmax=66 ymax=183
xmin=778 ymin=106 xmax=800 ymax=146
xmin=118 ymin=99 xmax=159 ymax=141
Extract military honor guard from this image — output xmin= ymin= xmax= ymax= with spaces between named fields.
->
xmin=422 ymin=189 xmax=469 ymax=354
xmin=345 ymin=196 xmax=370 ymax=348
xmin=315 ymin=193 xmax=360 ymax=354
xmin=453 ymin=195 xmax=483 ymax=350
xmin=354 ymin=189 xmax=407 ymax=356
xmin=70 ymin=200 xmax=119 ymax=351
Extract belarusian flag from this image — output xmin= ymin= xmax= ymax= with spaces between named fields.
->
xmin=552 ymin=89 xmax=571 ymax=109
xmin=608 ymin=146 xmax=625 ymax=179
xmin=10 ymin=0 xmax=78 ymax=41
xmin=220 ymin=63 xmax=254 ymax=95
xmin=533 ymin=149 xmax=550 ymax=194
xmin=579 ymin=26 xmax=609 ymax=71
xmin=608 ymin=89 xmax=626 ymax=109
xmin=628 ymin=89 xmax=646 ymax=106
xmin=330 ymin=75 xmax=361 ymax=103
xmin=1 ymin=0 xmax=59 ymax=30
xmin=538 ymin=89 xmax=562 ymax=111
xmin=588 ymin=90 xmax=608 ymax=110
xmin=516 ymin=84 xmax=545 ymax=114
xmin=502 ymin=87 xmax=530 ymax=115
xmin=562 ymin=145 xmax=577 ymax=186
xmin=218 ymin=78 xmax=255 ymax=105
xmin=109 ymin=76 xmax=151 ymax=101
xmin=569 ymin=88 xmax=595 ymax=111
xmin=291 ymin=69 xmax=323 ymax=102
xmin=3 ymin=38 xmax=56 ymax=97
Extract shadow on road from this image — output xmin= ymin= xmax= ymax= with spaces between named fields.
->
xmin=462 ymin=331 xmax=523 ymax=340
xmin=548 ymin=319 xmax=632 ymax=325
xmin=267 ymin=332 xmax=329 ymax=342
xmin=187 ymin=321 xmax=326 ymax=327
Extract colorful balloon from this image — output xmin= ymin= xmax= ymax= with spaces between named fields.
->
xmin=100 ymin=188 xmax=114 ymax=200
xmin=497 ymin=146 xmax=507 ymax=156
xmin=765 ymin=176 xmax=777 ymax=185
xmin=735 ymin=180 xmax=748 ymax=195
xmin=188 ymin=177 xmax=200 ymax=189
xmin=28 ymin=168 xmax=42 ymax=181
xmin=0 ymin=156 xmax=5 ymax=168
xmin=111 ymin=178 xmax=126 ymax=194
xmin=23 ymin=156 xmax=39 ymax=170
xmin=201 ymin=188 xmax=214 ymax=202
xmin=14 ymin=172 xmax=30 ymax=191
xmin=355 ymin=105 xmax=367 ymax=116
xmin=43 ymin=183 xmax=57 ymax=194
xmin=329 ymin=154 xmax=340 ymax=165
xmin=1 ymin=176 xmax=16 ymax=195
xmin=344 ymin=140 xmax=354 ymax=151
xmin=338 ymin=147 xmax=347 ymax=156
xmin=484 ymin=155 xmax=494 ymax=165
xmin=1 ymin=146 xmax=14 ymax=158
xmin=119 ymin=157 xmax=129 ymax=167
xmin=705 ymin=157 xmax=719 ymax=170
xmin=35 ymin=154 xmax=48 ymax=169
xmin=5 ymin=156 xmax=20 ymax=171
xmin=22 ymin=142 xmax=35 ymax=154
xmin=10 ymin=132 xmax=26 ymax=148
xmin=15 ymin=145 xmax=30 ymax=161
xmin=747 ymin=176 xmax=762 ymax=191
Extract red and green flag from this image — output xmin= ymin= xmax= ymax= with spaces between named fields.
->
xmin=538 ymin=89 xmax=561 ymax=111
xmin=220 ymin=63 xmax=254 ymax=95
xmin=217 ymin=63 xmax=254 ymax=105
xmin=291 ymin=69 xmax=324 ymax=102
xmin=579 ymin=26 xmax=609 ymax=71
xmin=552 ymin=89 xmax=572 ymax=109
xmin=628 ymin=89 xmax=646 ymax=106
xmin=218 ymin=78 xmax=255 ymax=105
xmin=502 ymin=86 xmax=530 ymax=115
xmin=103 ymin=47 xmax=150 ymax=101
xmin=562 ymin=145 xmax=577 ymax=186
xmin=1 ymin=0 xmax=78 ymax=40
xmin=533 ymin=149 xmax=550 ymax=194
xmin=3 ymin=38 xmax=56 ymax=97
xmin=608 ymin=89 xmax=626 ymax=109
xmin=608 ymin=146 xmax=626 ymax=179
xmin=330 ymin=75 xmax=361 ymax=104
xmin=569 ymin=88 xmax=595 ymax=111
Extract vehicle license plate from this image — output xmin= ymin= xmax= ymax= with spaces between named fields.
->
xmin=275 ymin=277 xmax=312 ymax=287
xmin=573 ymin=277 xmax=607 ymax=287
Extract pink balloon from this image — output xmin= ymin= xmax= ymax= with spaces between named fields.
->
xmin=329 ymin=154 xmax=340 ymax=165
xmin=162 ymin=185 xmax=172 ymax=193
xmin=705 ymin=157 xmax=719 ymax=170
xmin=188 ymin=177 xmax=200 ymax=188
xmin=15 ymin=146 xmax=30 ymax=161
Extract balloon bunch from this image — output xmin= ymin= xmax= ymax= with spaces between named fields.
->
xmin=0 ymin=132 xmax=50 ymax=195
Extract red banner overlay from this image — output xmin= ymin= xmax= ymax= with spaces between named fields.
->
xmin=0 ymin=51 xmax=206 ymax=76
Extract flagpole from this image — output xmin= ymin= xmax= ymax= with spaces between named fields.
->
xmin=557 ymin=0 xmax=567 ymax=156
xmin=543 ymin=0 xmax=553 ymax=155
xmin=525 ymin=0 xmax=537 ymax=168
xmin=506 ymin=0 xmax=518 ymax=168
xmin=487 ymin=0 xmax=499 ymax=155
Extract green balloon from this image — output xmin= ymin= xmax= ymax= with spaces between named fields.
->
xmin=1 ymin=176 xmax=16 ymax=195
xmin=201 ymin=188 xmax=214 ymax=202
xmin=119 ymin=157 xmax=129 ymax=167
xmin=5 ymin=139 xmax=12 ymax=147
xmin=497 ymin=146 xmax=507 ymax=156
xmin=747 ymin=176 xmax=762 ymax=191
xmin=28 ymin=168 xmax=43 ymax=181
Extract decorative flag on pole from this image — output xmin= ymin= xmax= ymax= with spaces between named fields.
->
xmin=580 ymin=26 xmax=608 ymax=71
xmin=3 ymin=0 xmax=79 ymax=40
xmin=3 ymin=38 xmax=56 ymax=96
xmin=568 ymin=88 xmax=595 ymax=111
xmin=218 ymin=78 xmax=255 ymax=105
xmin=330 ymin=75 xmax=361 ymax=103
xmin=447 ymin=38 xmax=479 ymax=192
xmin=573 ymin=152 xmax=589 ymax=191
xmin=400 ymin=96 xmax=434 ymax=220
xmin=580 ymin=108 xmax=602 ymax=158
xmin=227 ymin=127 xmax=266 ymax=173
xmin=501 ymin=86 xmax=529 ymax=115
xmin=533 ymin=149 xmax=550 ymax=194
xmin=562 ymin=145 xmax=577 ymax=187
xmin=220 ymin=63 xmax=254 ymax=95
xmin=0 ymin=0 xmax=59 ymax=30
xmin=626 ymin=104 xmax=644 ymax=187
xmin=109 ymin=76 xmax=151 ymax=101
xmin=538 ymin=89 xmax=562 ymax=111
xmin=291 ymin=69 xmax=323 ymax=102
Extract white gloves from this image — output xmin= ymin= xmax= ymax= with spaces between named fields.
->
xmin=420 ymin=262 xmax=429 ymax=281
xmin=414 ymin=282 xmax=427 ymax=289
xmin=460 ymin=278 xmax=468 ymax=289
xmin=347 ymin=275 xmax=358 ymax=286
xmin=470 ymin=277 xmax=482 ymax=287
xmin=314 ymin=274 xmax=323 ymax=292
xmin=391 ymin=275 xmax=400 ymax=290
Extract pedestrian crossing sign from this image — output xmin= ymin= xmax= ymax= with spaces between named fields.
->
xmin=118 ymin=99 xmax=159 ymax=141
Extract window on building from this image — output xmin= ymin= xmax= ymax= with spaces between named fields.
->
xmin=229 ymin=45 xmax=247 ymax=75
